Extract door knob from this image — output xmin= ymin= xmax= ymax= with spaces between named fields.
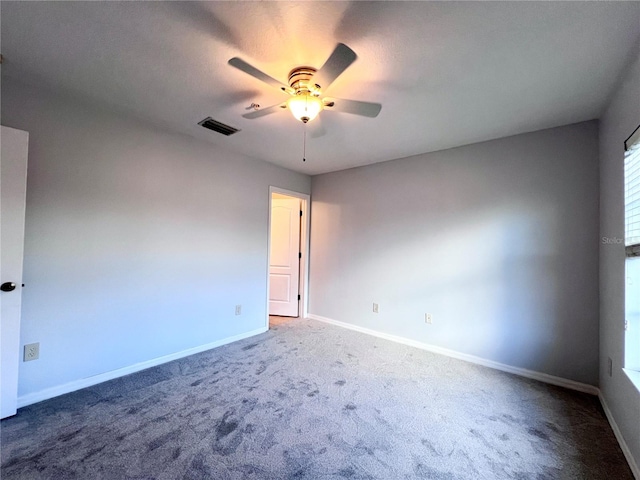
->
xmin=1 ymin=282 xmax=17 ymax=292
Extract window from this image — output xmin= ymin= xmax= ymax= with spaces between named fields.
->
xmin=625 ymin=125 xmax=640 ymax=255
xmin=624 ymin=125 xmax=640 ymax=373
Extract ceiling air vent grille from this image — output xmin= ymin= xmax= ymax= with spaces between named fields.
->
xmin=198 ymin=117 xmax=240 ymax=136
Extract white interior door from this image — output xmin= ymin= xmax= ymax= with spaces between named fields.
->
xmin=1 ymin=126 xmax=29 ymax=419
xmin=269 ymin=198 xmax=301 ymax=317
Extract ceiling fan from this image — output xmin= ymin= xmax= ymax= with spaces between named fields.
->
xmin=228 ymin=43 xmax=382 ymax=124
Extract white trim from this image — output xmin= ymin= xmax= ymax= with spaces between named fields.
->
xmin=599 ymin=393 xmax=640 ymax=479
xmin=17 ymin=326 xmax=267 ymax=409
xmin=267 ymin=187 xmax=311 ymax=324
xmin=306 ymin=314 xmax=599 ymax=395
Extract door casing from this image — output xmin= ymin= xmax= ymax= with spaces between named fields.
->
xmin=266 ymin=187 xmax=310 ymax=325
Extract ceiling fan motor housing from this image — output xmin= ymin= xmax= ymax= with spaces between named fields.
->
xmin=288 ymin=66 xmax=320 ymax=95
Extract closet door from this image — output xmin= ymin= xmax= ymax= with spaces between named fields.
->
xmin=1 ymin=126 xmax=29 ymax=418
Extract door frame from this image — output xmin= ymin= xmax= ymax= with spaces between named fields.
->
xmin=266 ymin=186 xmax=310 ymax=326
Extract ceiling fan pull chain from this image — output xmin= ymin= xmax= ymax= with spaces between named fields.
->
xmin=303 ymin=125 xmax=307 ymax=162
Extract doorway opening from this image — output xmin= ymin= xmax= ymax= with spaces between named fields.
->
xmin=266 ymin=187 xmax=310 ymax=329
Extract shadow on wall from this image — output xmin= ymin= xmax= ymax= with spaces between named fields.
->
xmin=357 ymin=202 xmax=562 ymax=365
xmin=309 ymin=121 xmax=599 ymax=386
xmin=309 ymin=197 xmax=599 ymax=382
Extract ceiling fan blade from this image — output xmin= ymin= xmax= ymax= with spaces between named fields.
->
xmin=324 ymin=98 xmax=382 ymax=118
xmin=311 ymin=43 xmax=357 ymax=92
xmin=229 ymin=57 xmax=293 ymax=95
xmin=242 ymin=103 xmax=287 ymax=120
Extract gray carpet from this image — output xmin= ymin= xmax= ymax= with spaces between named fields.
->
xmin=1 ymin=318 xmax=633 ymax=479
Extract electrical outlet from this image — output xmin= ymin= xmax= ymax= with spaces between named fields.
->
xmin=235 ymin=305 xmax=242 ymax=316
xmin=24 ymin=342 xmax=39 ymax=362
xmin=425 ymin=313 xmax=433 ymax=324
xmin=373 ymin=303 xmax=379 ymax=313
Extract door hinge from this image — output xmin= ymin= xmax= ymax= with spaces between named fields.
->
xmin=299 ymin=252 xmax=302 ymax=259
xmin=300 ymin=210 xmax=303 ymax=217
xmin=298 ymin=294 xmax=301 ymax=301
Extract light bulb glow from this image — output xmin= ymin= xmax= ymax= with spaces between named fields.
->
xmin=287 ymin=94 xmax=323 ymax=123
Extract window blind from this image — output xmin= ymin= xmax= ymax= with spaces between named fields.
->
xmin=625 ymin=125 xmax=640 ymax=255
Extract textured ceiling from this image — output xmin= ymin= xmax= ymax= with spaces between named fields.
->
xmin=1 ymin=1 xmax=639 ymax=175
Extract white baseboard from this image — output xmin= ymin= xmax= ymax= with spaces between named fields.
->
xmin=599 ymin=393 xmax=640 ymax=479
xmin=17 ymin=326 xmax=268 ymax=409
xmin=306 ymin=314 xmax=599 ymax=395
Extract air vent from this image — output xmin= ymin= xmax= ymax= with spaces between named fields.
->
xmin=198 ymin=117 xmax=240 ymax=136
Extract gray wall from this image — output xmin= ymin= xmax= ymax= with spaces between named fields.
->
xmin=310 ymin=121 xmax=600 ymax=386
xmin=599 ymin=50 xmax=640 ymax=467
xmin=1 ymin=80 xmax=310 ymax=398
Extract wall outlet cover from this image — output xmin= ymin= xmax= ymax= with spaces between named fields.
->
xmin=235 ymin=305 xmax=242 ymax=315
xmin=373 ymin=303 xmax=379 ymax=313
xmin=24 ymin=342 xmax=39 ymax=362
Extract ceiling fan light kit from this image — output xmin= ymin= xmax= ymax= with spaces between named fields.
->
xmin=287 ymin=94 xmax=323 ymax=124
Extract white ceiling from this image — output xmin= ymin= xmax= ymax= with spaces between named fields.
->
xmin=2 ymin=1 xmax=639 ymax=175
